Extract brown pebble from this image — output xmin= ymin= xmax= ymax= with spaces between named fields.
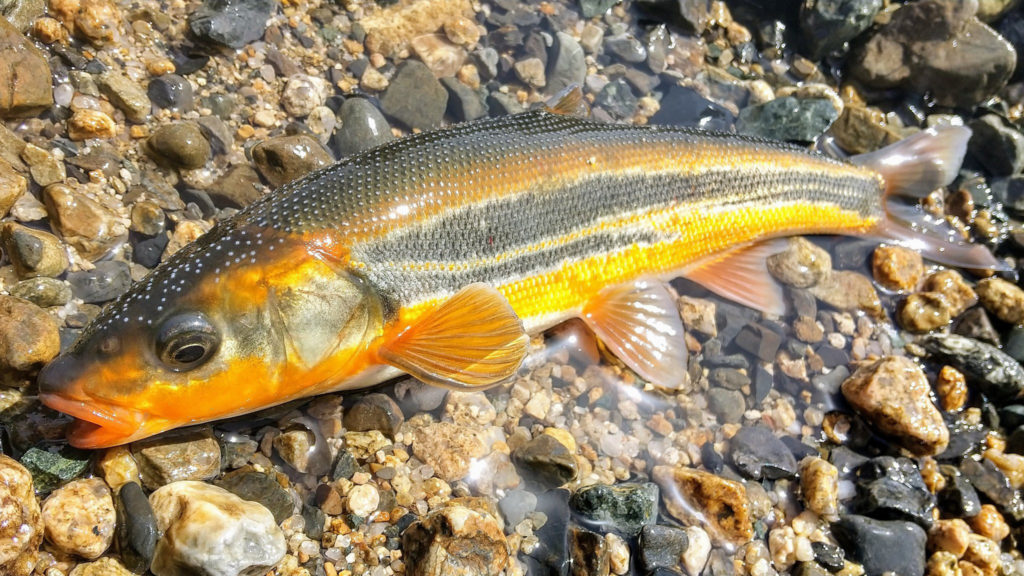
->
xmin=74 ymin=0 xmax=120 ymax=44
xmin=936 ymin=365 xmax=968 ymax=412
xmin=68 ymin=109 xmax=117 ymax=140
xmin=968 ymin=504 xmax=1009 ymax=542
xmin=32 ymin=17 xmax=66 ymax=43
xmin=921 ymin=270 xmax=977 ymax=318
xmin=146 ymin=58 xmax=176 ymax=76
xmin=919 ymin=456 xmax=945 ymax=493
xmin=873 ymin=245 xmax=924 ymax=291
xmin=961 ymin=534 xmax=1000 ymax=576
xmin=793 ymin=316 xmax=823 ymax=343
xmin=809 ymin=270 xmax=882 ymax=316
xmin=928 ymin=518 xmax=970 ymax=557
xmin=652 ymin=465 xmax=752 ymax=546
xmin=975 ymin=277 xmax=1024 ymax=325
xmin=316 ymin=484 xmax=344 ymax=516
xmin=899 ymin=292 xmax=951 ymax=333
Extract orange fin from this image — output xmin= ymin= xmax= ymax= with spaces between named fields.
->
xmin=683 ymin=240 xmax=788 ymax=316
xmin=852 ymin=125 xmax=970 ymax=198
xmin=544 ymin=85 xmax=590 ymax=118
xmin=379 ymin=284 xmax=529 ymax=389
xmin=582 ymin=279 xmax=688 ymax=389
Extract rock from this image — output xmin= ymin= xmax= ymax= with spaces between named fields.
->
xmin=10 ymin=277 xmax=72 ymax=308
xmin=580 ymin=0 xmax=616 ymax=18
xmin=512 ymin=431 xmax=578 ymax=488
xmin=969 ymin=503 xmax=1010 ymax=541
xmin=809 ymin=270 xmax=881 ymax=316
xmin=97 ymin=71 xmax=151 ymax=123
xmin=840 ymin=356 xmax=949 ymax=456
xmin=146 ymin=122 xmax=211 ymax=170
xmin=346 ymin=484 xmax=379 ymax=517
xmin=737 ymin=97 xmax=839 ymax=143
xmin=0 ymin=295 xmax=59 ymax=371
xmin=652 ymin=465 xmax=752 ymax=546
xmin=872 ymin=245 xmax=923 ymax=291
xmin=0 ymin=0 xmax=44 ymax=31
xmin=66 ymin=260 xmax=132 ymax=303
xmin=209 ymin=165 xmax=265 ymax=209
xmin=440 ymin=77 xmax=486 ymax=122
xmin=830 ymin=106 xmax=901 ymax=155
xmin=486 ymin=91 xmax=525 ymax=116
xmin=19 ymin=445 xmax=90 ymax=494
xmin=43 ymin=183 xmax=127 ymax=261
xmin=132 ymin=427 xmax=221 ymax=490
xmin=360 ymin=0 xmax=473 ymax=57
xmin=730 ymin=426 xmax=797 ymax=480
xmin=251 ymin=134 xmax=332 ymax=188
xmin=638 ymin=525 xmax=689 ymax=573
xmin=734 ymin=324 xmax=782 ymax=363
xmin=71 ymin=0 xmax=119 ymax=44
xmin=380 ymin=60 xmax=448 ymax=131
xmin=952 ymin=307 xmax=1001 ymax=345
xmin=130 ymin=201 xmax=166 ymax=237
xmin=412 ymin=421 xmax=486 ymax=482
xmin=547 ymin=32 xmax=586 ymax=95
xmin=68 ymin=557 xmax=135 ymax=576
xmin=706 ymin=387 xmax=745 ymax=424
xmin=899 ymin=292 xmax=952 ymax=333
xmin=343 ymin=393 xmax=404 ymax=437
xmin=67 ymin=109 xmax=118 ymax=140
xmin=497 ymin=489 xmax=536 ymax=529
xmin=975 ymin=277 xmax=1024 ymax=325
xmin=569 ymin=482 xmax=658 ymax=537
xmin=800 ymin=0 xmax=883 ymax=59
xmin=272 ymin=428 xmax=315 ymax=473
xmin=20 ymin=143 xmax=63 ymax=186
xmin=800 ymin=457 xmax=839 ymax=520
xmin=936 ymin=365 xmax=968 ymax=412
xmin=332 ymin=98 xmax=394 ymax=157
xmin=149 ymin=481 xmax=286 ymax=576
xmin=215 ymin=467 xmax=294 ymax=524
xmin=960 ymin=458 xmax=1024 ymax=521
xmin=851 ymin=456 xmax=936 ymax=529
xmin=921 ymin=333 xmax=1024 ymax=402
xmin=968 ymin=114 xmax=1024 ymax=177
xmin=680 ymin=527 xmax=710 ymax=576
xmin=41 ymin=477 xmax=115 ymax=559
xmin=595 ymin=79 xmax=637 ymax=119
xmin=513 ymin=57 xmax=546 ymax=88
xmin=410 ymin=34 xmax=467 ymax=78
xmin=280 ymin=74 xmax=329 ymax=118
xmin=929 ymin=518 xmax=971 ymax=557
xmin=147 ymin=74 xmax=194 ymax=112
xmin=0 ymin=158 xmax=24 ymax=217
xmin=921 ymin=270 xmax=977 ymax=318
xmin=402 ymin=504 xmax=509 ymax=576
xmin=0 ymin=223 xmax=68 ymax=278
xmin=188 ymin=0 xmax=275 ymax=48
xmin=831 ymin=515 xmax=925 ymax=576
xmin=605 ymin=33 xmax=646 ymax=63
xmin=114 ymin=482 xmax=158 ymax=573
xmin=0 ymin=17 xmax=53 ymax=117
xmin=766 ymin=237 xmax=831 ymax=288
xmin=938 ymin=468 xmax=982 ymax=517
xmin=0 ymin=455 xmax=42 ymax=576
xmin=569 ymin=526 xmax=609 ymax=576
xmin=849 ymin=0 xmax=1016 ymax=108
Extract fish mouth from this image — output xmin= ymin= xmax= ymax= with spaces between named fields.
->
xmin=38 ymin=392 xmax=146 ymax=449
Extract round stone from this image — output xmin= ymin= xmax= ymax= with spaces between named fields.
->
xmin=41 ymin=477 xmax=116 ymax=559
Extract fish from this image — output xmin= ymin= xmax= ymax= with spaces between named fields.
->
xmin=38 ymin=89 xmax=1000 ymax=448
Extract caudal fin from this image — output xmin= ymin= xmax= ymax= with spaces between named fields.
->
xmin=854 ymin=126 xmax=1008 ymax=271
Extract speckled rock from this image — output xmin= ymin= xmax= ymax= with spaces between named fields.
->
xmin=402 ymin=504 xmax=509 ymax=576
xmin=332 ymin=97 xmax=394 ymax=157
xmin=149 ymin=481 xmax=286 ymax=576
xmin=569 ymin=526 xmax=609 ymax=576
xmin=41 ymin=477 xmax=115 ymax=559
xmin=0 ymin=0 xmax=44 ymax=31
xmin=0 ymin=455 xmax=42 ymax=576
xmin=569 ymin=482 xmax=659 ymax=537
xmin=968 ymin=113 xmax=1024 ymax=177
xmin=251 ymin=134 xmax=332 ymax=188
xmin=21 ymin=143 xmax=63 ymax=186
xmin=767 ymin=237 xmax=832 ymax=288
xmin=638 ymin=525 xmax=689 ymax=573
xmin=97 ymin=71 xmax=151 ymax=123
xmin=800 ymin=457 xmax=839 ymax=520
xmin=10 ymin=277 xmax=72 ymax=308
xmin=922 ymin=333 xmax=1024 ymax=402
xmin=899 ymin=292 xmax=952 ymax=333
xmin=0 ymin=295 xmax=59 ymax=371
xmin=800 ymin=0 xmax=883 ymax=59
xmin=975 ymin=277 xmax=1024 ymax=325
xmin=42 ymin=183 xmax=127 ymax=261
xmin=132 ymin=427 xmax=222 ymax=490
xmin=344 ymin=393 xmax=404 ymax=437
xmin=0 ymin=17 xmax=53 ymax=118
xmin=280 ymin=74 xmax=330 ymax=118
xmin=68 ymin=557 xmax=135 ymax=576
xmin=921 ymin=270 xmax=977 ymax=318
xmin=412 ymin=421 xmax=486 ymax=482
xmin=872 ymin=245 xmax=923 ymax=291
xmin=0 ymin=223 xmax=67 ymax=278
xmin=512 ymin=430 xmax=579 ymax=488
xmin=70 ymin=0 xmax=120 ymax=44
xmin=652 ymin=465 xmax=752 ymax=546
xmin=841 ymin=356 xmax=949 ymax=456
xmin=187 ymin=0 xmax=275 ymax=48
xmin=346 ymin=484 xmax=379 ymax=517
xmin=0 ymin=158 xmax=25 ymax=217
xmin=809 ymin=270 xmax=882 ymax=316
xmin=360 ymin=0 xmax=472 ymax=57
xmin=380 ymin=60 xmax=448 ymax=131
xmin=737 ymin=97 xmax=839 ymax=142
xmin=19 ymin=446 xmax=91 ymax=494
xmin=145 ymin=122 xmax=211 ymax=170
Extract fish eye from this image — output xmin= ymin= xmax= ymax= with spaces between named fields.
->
xmin=155 ymin=312 xmax=220 ymax=371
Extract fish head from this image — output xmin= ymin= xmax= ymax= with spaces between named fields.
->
xmin=39 ymin=228 xmax=383 ymax=448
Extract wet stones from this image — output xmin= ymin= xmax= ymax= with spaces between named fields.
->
xmin=145 ymin=122 xmax=211 ymax=170
xmin=147 ymin=74 xmax=194 ymax=112
xmin=767 ymin=237 xmax=832 ymax=288
xmin=67 ymin=109 xmax=117 ymax=140
xmin=840 ymin=356 xmax=949 ymax=456
xmin=114 ymin=481 xmax=158 ymax=573
xmin=411 ymin=421 xmax=486 ymax=482
xmin=280 ymin=74 xmax=329 ymax=118
xmin=41 ymin=477 xmax=115 ymax=559
xmin=800 ymin=457 xmax=839 ymax=520
xmin=0 ymin=223 xmax=68 ymax=278
xmin=809 ymin=270 xmax=882 ymax=316
xmin=547 ymin=32 xmax=586 ymax=95
xmin=975 ymin=276 xmax=1024 ymax=325
xmin=638 ymin=525 xmax=689 ymax=574
xmin=132 ymin=427 xmax=221 ymax=490
xmin=343 ymin=393 xmax=405 ymax=437
xmin=736 ymin=96 xmax=839 ymax=143
xmin=569 ymin=482 xmax=659 ymax=537
xmin=0 ymin=455 xmax=42 ymax=576
xmin=66 ymin=260 xmax=132 ymax=303
xmin=97 ymin=71 xmax=150 ymax=123
xmin=851 ymin=456 xmax=936 ymax=529
xmin=0 ymin=17 xmax=53 ymax=118
xmin=43 ymin=183 xmax=127 ymax=261
xmin=831 ymin=515 xmax=926 ymax=576
xmin=512 ymin=430 xmax=578 ymax=488
xmin=568 ymin=526 xmax=609 ymax=576
xmin=251 ymin=134 xmax=332 ymax=188
xmin=380 ymin=60 xmax=448 ymax=131
xmin=149 ymin=481 xmax=286 ymax=576
xmin=921 ymin=333 xmax=1024 ymax=402
xmin=968 ymin=114 xmax=1024 ymax=177
xmin=899 ymin=292 xmax=952 ymax=333
xmin=215 ymin=468 xmax=294 ymax=524
xmin=0 ymin=158 xmax=25 ymax=217
xmin=188 ymin=0 xmax=275 ymax=48
xmin=872 ymin=245 xmax=923 ymax=291
xmin=799 ymin=0 xmax=882 ymax=59
xmin=652 ymin=465 xmax=752 ymax=546
xmin=332 ymin=98 xmax=394 ymax=157
xmin=0 ymin=295 xmax=59 ymax=371
xmin=401 ymin=504 xmax=509 ymax=576
xmin=19 ymin=446 xmax=91 ymax=494
xmin=10 ymin=277 xmax=72 ymax=308
xmin=729 ymin=426 xmax=797 ymax=480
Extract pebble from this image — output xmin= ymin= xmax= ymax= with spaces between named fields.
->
xmin=872 ymin=245 xmax=923 ymax=291
xmin=706 ymin=387 xmax=745 ymax=424
xmin=0 ymin=223 xmax=67 ymax=278
xmin=975 ymin=276 xmax=1024 ymax=325
xmin=800 ymin=457 xmax=839 ymax=520
xmin=569 ymin=482 xmax=659 ymax=537
xmin=729 ymin=425 xmax=797 ymax=480
xmin=547 ymin=32 xmax=587 ymax=95
xmin=968 ymin=503 xmax=1010 ymax=541
xmin=604 ymin=33 xmax=647 ymax=63
xmin=41 ymin=477 xmax=115 ymax=559
xmin=66 ymin=260 xmax=132 ymax=303
xmin=401 ymin=504 xmax=509 ymax=576
xmin=921 ymin=270 xmax=977 ymax=318
xmin=680 ymin=527 xmax=710 ymax=576
xmin=215 ymin=467 xmax=294 ymax=524
xmin=145 ymin=122 xmax=211 ymax=170
xmin=497 ymin=489 xmax=536 ymax=529
xmin=852 ymin=456 xmax=936 ymax=529
xmin=130 ymin=201 xmax=166 ymax=237
xmin=149 ymin=481 xmax=286 ymax=576
xmin=952 ymin=307 xmax=1001 ymax=346
xmin=569 ymin=526 xmax=609 ymax=576
xmin=737 ymin=96 xmax=839 ymax=142
xmin=147 ymin=74 xmax=194 ymax=112
xmin=332 ymin=98 xmax=394 ymax=157
xmin=21 ymin=143 xmax=64 ymax=187
xmin=652 ymin=465 xmax=752 ymax=546
xmin=930 ymin=517 xmax=971 ymax=557
xmin=937 ymin=469 xmax=982 ymax=522
xmin=899 ymin=292 xmax=952 ymax=333
xmin=68 ymin=557 xmax=135 ymax=576
xmin=595 ymin=79 xmax=638 ymax=119
xmin=346 ymin=483 xmax=379 ymax=517
xmin=280 ymin=74 xmax=329 ymax=118
xmin=0 ymin=455 xmax=42 ymax=576
xmin=412 ymin=422 xmax=486 ymax=482
xmin=766 ymin=237 xmax=832 ymax=288
xmin=638 ymin=525 xmax=689 ymax=573
xmin=410 ymin=34 xmax=467 ymax=78
xmin=380 ymin=60 xmax=448 ymax=131
xmin=187 ymin=0 xmax=275 ymax=48
xmin=45 ymin=183 xmax=127 ymax=261
xmin=209 ymin=165 xmax=265 ymax=209
xmin=132 ymin=427 xmax=222 ymax=490
xmin=960 ymin=458 xmax=1024 ymax=521
xmin=921 ymin=333 xmax=1024 ymax=402
xmin=0 ymin=295 xmax=60 ymax=371
xmin=343 ymin=393 xmax=405 ymax=437
xmin=0 ymin=159 xmax=25 ymax=217
xmin=512 ymin=430 xmax=578 ymax=489
xmin=850 ymin=0 xmax=1015 ymax=108
xmin=97 ymin=71 xmax=150 ymax=123
xmin=799 ymin=0 xmax=882 ymax=59
xmin=251 ymin=134 xmax=332 ymax=188
xmin=68 ymin=109 xmax=118 ymax=140
xmin=513 ymin=57 xmax=546 ymax=88
xmin=968 ymin=114 xmax=1024 ymax=177
xmin=809 ymin=270 xmax=882 ymax=316
xmin=10 ymin=277 xmax=71 ymax=308
xmin=440 ymin=77 xmax=487 ymax=122
xmin=0 ymin=17 xmax=53 ymax=118
xmin=840 ymin=355 xmax=949 ymax=456
xmin=936 ymin=365 xmax=969 ymax=412
xmin=18 ymin=446 xmax=90 ymax=494
xmin=831 ymin=515 xmax=926 ymax=576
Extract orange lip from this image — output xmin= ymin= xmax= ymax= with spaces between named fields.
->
xmin=39 ymin=393 xmax=144 ymax=448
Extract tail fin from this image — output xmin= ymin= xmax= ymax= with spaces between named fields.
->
xmin=854 ymin=126 xmax=1008 ymax=271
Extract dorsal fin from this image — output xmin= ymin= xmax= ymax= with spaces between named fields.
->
xmin=544 ymin=85 xmax=590 ymax=118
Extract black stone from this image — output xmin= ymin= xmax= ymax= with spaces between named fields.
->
xmin=215 ymin=467 xmax=294 ymax=524
xmin=709 ymin=367 xmax=750 ymax=390
xmin=133 ymin=233 xmax=168 ymax=268
xmin=1008 ymin=425 xmax=1024 ymax=455
xmin=734 ymin=324 xmax=782 ymax=362
xmin=753 ymin=364 xmax=774 ymax=404
xmin=639 ymin=524 xmax=689 ymax=573
xmin=440 ymin=77 xmax=486 ymax=122
xmin=811 ymin=541 xmax=844 ymax=573
xmin=921 ymin=333 xmax=1024 ymax=403
xmin=851 ymin=457 xmax=936 ymax=529
xmin=952 ymin=307 xmax=1001 ymax=346
xmin=829 ymin=446 xmax=869 ymax=476
xmin=188 ymin=0 xmax=275 ymax=48
xmin=529 ymin=489 xmax=571 ymax=572
xmin=116 ymin=481 xmax=158 ymax=573
xmin=147 ymin=74 xmax=194 ymax=111
xmin=650 ymin=84 xmax=735 ymax=131
xmin=512 ymin=434 xmax=578 ymax=489
xmin=1000 ymin=405 xmax=1024 ymax=432
xmin=938 ymin=468 xmax=981 ymax=518
xmin=568 ymin=482 xmax=659 ymax=537
xmin=66 ymin=261 xmax=132 ymax=304
xmin=730 ymin=426 xmax=798 ymax=480
xmin=701 ymin=442 xmax=725 ymax=474
xmin=332 ymin=449 xmax=358 ymax=480
xmin=830 ymin=515 xmax=926 ymax=576
xmin=961 ymin=457 xmax=1024 ymax=522
xmin=302 ymin=503 xmax=325 ymax=540
xmin=815 ymin=345 xmax=849 ymax=368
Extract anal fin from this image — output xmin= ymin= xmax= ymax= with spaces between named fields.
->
xmin=379 ymin=284 xmax=529 ymax=389
xmin=582 ymin=279 xmax=688 ymax=389
xmin=683 ymin=240 xmax=789 ymax=316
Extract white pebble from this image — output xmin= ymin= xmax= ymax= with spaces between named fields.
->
xmin=347 ymin=484 xmax=380 ymax=517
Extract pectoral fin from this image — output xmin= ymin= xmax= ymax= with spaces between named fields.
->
xmin=582 ymin=279 xmax=688 ymax=389
xmin=683 ymin=240 xmax=788 ymax=316
xmin=379 ymin=283 xmax=529 ymax=389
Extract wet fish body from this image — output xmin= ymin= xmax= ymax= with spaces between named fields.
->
xmin=39 ymin=107 xmax=987 ymax=447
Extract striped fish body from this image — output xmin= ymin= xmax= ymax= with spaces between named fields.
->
xmin=38 ymin=109 xmax=970 ymax=448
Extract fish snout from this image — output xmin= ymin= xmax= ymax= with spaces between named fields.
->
xmin=38 ymin=354 xmax=77 ymax=398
